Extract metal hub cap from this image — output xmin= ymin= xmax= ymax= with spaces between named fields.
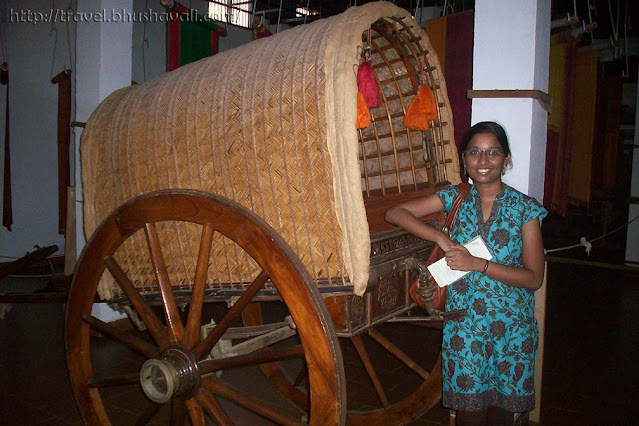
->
xmin=140 ymin=346 xmax=201 ymax=403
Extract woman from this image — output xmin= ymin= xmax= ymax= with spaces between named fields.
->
xmin=385 ymin=121 xmax=547 ymax=425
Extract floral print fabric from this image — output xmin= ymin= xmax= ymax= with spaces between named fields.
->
xmin=437 ymin=184 xmax=547 ymax=412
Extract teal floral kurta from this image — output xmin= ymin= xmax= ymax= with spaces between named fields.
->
xmin=437 ymin=184 xmax=547 ymax=412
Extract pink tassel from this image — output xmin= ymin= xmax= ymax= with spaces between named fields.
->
xmin=357 ymin=62 xmax=381 ymax=108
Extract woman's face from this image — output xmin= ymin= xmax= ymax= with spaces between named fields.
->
xmin=463 ymin=133 xmax=510 ymax=185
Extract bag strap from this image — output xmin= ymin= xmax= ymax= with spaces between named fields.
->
xmin=443 ymin=183 xmax=471 ymax=233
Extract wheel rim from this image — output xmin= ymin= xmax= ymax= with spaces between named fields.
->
xmin=66 ymin=189 xmax=346 ymax=425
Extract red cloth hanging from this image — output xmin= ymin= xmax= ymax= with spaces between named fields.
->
xmin=444 ymin=11 xmax=474 ymax=157
xmin=51 ymin=69 xmax=72 ymax=235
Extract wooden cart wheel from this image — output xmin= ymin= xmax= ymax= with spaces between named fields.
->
xmin=342 ymin=323 xmax=442 ymax=425
xmin=244 ymin=306 xmax=443 ymax=425
xmin=66 ymin=190 xmax=346 ymax=425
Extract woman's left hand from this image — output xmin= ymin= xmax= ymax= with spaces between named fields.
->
xmin=445 ymin=244 xmax=484 ymax=271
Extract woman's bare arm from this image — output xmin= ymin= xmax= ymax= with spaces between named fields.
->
xmin=384 ymin=193 xmax=455 ymax=252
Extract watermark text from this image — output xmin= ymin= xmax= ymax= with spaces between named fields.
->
xmin=9 ymin=8 xmax=227 ymax=24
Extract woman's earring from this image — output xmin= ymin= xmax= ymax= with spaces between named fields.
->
xmin=463 ymin=162 xmax=467 ymax=175
xmin=502 ymin=167 xmax=506 ymax=175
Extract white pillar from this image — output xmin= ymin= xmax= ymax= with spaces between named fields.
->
xmin=471 ymin=1 xmax=550 ymax=422
xmin=471 ymin=0 xmax=550 ymax=201
xmin=75 ymin=0 xmax=133 ymax=321
xmin=626 ymin=67 xmax=639 ymax=266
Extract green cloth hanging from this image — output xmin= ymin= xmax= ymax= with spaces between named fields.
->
xmin=167 ymin=2 xmax=227 ymax=71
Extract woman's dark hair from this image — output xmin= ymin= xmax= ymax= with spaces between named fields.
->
xmin=459 ymin=121 xmax=511 ymax=157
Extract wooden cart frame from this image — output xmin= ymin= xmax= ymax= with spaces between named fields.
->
xmin=68 ymin=2 xmax=461 ymax=424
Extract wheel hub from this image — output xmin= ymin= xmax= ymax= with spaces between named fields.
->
xmin=140 ymin=346 xmax=201 ymax=403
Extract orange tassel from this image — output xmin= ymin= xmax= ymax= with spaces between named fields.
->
xmin=419 ymin=84 xmax=438 ymax=120
xmin=356 ymin=91 xmax=371 ymax=129
xmin=403 ymin=84 xmax=438 ymax=130
xmin=404 ymin=93 xmax=429 ymax=130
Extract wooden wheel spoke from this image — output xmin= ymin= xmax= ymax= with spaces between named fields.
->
xmin=193 ymin=270 xmax=269 ymax=360
xmin=351 ymin=334 xmax=390 ymax=408
xmin=198 ymin=344 xmax=304 ymax=374
xmin=185 ymin=398 xmax=206 ymax=426
xmin=87 ymin=372 xmax=140 ymax=388
xmin=104 ymin=255 xmax=170 ymax=349
xmin=134 ymin=401 xmax=162 ymax=426
xmin=200 ymin=376 xmax=304 ymax=426
xmin=144 ymin=222 xmax=185 ymax=344
xmin=368 ymin=328 xmax=429 ymax=380
xmin=242 ymin=303 xmax=310 ymax=410
xmin=195 ymin=388 xmax=233 ymax=425
xmin=184 ymin=225 xmax=214 ymax=349
xmin=292 ymin=365 xmax=307 ymax=388
xmin=82 ymin=314 xmax=160 ymax=359
xmin=170 ymin=398 xmax=186 ymax=425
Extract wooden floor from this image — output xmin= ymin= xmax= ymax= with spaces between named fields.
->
xmin=0 ymin=254 xmax=637 ymax=424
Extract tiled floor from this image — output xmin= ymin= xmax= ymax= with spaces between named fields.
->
xmin=1 ymin=251 xmax=638 ymax=424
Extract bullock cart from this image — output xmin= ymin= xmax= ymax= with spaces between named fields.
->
xmin=67 ymin=2 xmax=461 ymax=424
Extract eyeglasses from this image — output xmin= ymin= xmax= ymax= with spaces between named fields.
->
xmin=465 ymin=148 xmax=505 ymax=158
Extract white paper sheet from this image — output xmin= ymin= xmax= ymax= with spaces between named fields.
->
xmin=427 ymin=236 xmax=493 ymax=287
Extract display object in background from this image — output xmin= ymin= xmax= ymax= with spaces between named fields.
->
xmin=164 ymin=0 xmax=227 ymax=71
xmin=252 ymin=17 xmax=272 ymax=40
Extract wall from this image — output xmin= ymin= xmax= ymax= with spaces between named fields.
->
xmin=0 ymin=0 xmax=72 ymax=258
xmin=0 ymin=0 xmax=263 ymax=260
xmin=131 ymin=0 xmax=166 ymax=84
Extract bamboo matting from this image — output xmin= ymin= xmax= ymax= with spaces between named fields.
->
xmin=81 ymin=2 xmax=459 ymax=299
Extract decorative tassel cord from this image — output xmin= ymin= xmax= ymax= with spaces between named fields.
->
xmin=545 ymin=213 xmax=639 ymax=255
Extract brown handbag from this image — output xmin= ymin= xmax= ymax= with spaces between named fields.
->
xmin=407 ymin=183 xmax=471 ymax=312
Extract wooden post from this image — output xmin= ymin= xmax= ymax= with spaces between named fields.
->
xmin=530 ymin=262 xmax=548 ymax=423
xmin=64 ymin=186 xmax=76 ymax=275
xmin=51 ymin=69 xmax=72 ymax=235
xmin=2 ymin=62 xmax=11 ymax=231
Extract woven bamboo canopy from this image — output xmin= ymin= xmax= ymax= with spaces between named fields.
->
xmin=81 ymin=1 xmax=460 ymax=300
